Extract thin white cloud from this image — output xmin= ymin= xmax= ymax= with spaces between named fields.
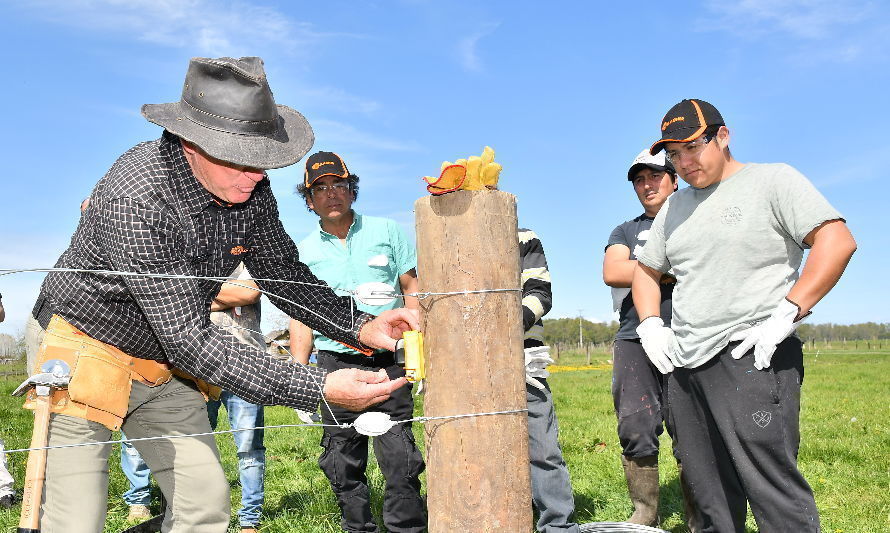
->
xmin=311 ymin=119 xmax=422 ymax=152
xmin=457 ymin=22 xmax=500 ymax=72
xmin=809 ymin=145 xmax=888 ymax=188
xmin=702 ymin=0 xmax=874 ymax=40
xmin=14 ymin=0 xmax=342 ymax=57
xmin=294 ymin=87 xmax=382 ymax=116
xmin=14 ymin=1 xmax=387 ymax=121
xmin=698 ymin=0 xmax=890 ymax=66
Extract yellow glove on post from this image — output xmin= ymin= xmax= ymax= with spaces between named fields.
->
xmin=423 ymin=163 xmax=467 ymax=195
xmin=463 ymin=156 xmax=484 ymax=190
xmin=478 ymin=146 xmax=502 ymax=188
xmin=422 ymin=146 xmax=502 ymax=195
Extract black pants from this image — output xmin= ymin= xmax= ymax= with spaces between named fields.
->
xmin=612 ymin=338 xmax=669 ymax=457
xmin=317 ymin=351 xmax=427 ymax=533
xmin=666 ymin=338 xmax=819 ymax=533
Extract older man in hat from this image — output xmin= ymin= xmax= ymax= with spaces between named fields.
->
xmin=27 ymin=56 xmax=416 ymax=533
xmin=632 ymin=98 xmax=856 ymax=532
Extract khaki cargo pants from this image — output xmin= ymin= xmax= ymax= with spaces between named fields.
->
xmin=41 ymin=376 xmax=231 ymax=533
xmin=30 ymin=316 xmax=230 ymax=533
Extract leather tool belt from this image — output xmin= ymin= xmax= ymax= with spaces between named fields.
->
xmin=24 ymin=315 xmax=178 ymax=431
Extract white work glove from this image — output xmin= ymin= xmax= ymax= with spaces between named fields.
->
xmin=731 ymin=298 xmax=808 ymax=370
xmin=635 ymin=316 xmax=680 ymax=374
xmin=524 ymin=346 xmax=554 ymax=390
xmin=295 ymin=409 xmax=321 ymax=425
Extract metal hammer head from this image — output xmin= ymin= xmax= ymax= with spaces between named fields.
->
xmin=12 ymin=359 xmax=71 ymax=397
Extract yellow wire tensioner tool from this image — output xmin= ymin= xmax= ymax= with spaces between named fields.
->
xmin=395 ymin=331 xmax=425 ymax=383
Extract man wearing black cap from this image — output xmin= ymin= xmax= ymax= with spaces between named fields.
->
xmin=27 ymin=57 xmax=417 ymax=533
xmin=288 ymin=151 xmax=426 ymax=533
xmin=631 ymin=98 xmax=857 ymax=532
xmin=603 ymin=150 xmax=698 ymax=529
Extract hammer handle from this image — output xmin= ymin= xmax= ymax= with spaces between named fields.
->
xmin=18 ymin=393 xmax=51 ymax=532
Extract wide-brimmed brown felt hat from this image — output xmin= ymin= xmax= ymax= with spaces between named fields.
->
xmin=142 ymin=56 xmax=314 ymax=170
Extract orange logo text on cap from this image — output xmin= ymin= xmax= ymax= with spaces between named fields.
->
xmin=311 ymin=161 xmax=335 ymax=170
xmin=662 ymin=116 xmax=685 ymax=131
xmin=230 ymin=245 xmax=249 ymax=256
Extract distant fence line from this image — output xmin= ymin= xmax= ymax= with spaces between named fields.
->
xmin=803 ymin=338 xmax=885 ymax=350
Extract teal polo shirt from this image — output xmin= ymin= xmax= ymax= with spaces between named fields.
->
xmin=298 ymin=212 xmax=416 ymax=354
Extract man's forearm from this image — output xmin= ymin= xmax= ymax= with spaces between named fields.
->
xmin=211 ymin=279 xmax=260 ymax=311
xmin=288 ymin=319 xmax=315 ymax=365
xmin=603 ymin=245 xmax=636 ymax=288
xmin=632 ymin=263 xmax=664 ymax=320
xmin=787 ymin=220 xmax=856 ymax=316
xmin=400 ymin=270 xmax=420 ymax=311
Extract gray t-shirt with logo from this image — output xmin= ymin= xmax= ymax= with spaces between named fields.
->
xmin=637 ymin=163 xmax=842 ymax=368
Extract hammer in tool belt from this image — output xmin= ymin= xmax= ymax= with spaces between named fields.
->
xmin=12 ymin=359 xmax=71 ymax=533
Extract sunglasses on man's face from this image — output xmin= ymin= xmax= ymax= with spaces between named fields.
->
xmin=310 ymin=183 xmax=351 ymax=196
xmin=664 ymin=134 xmax=715 ymax=165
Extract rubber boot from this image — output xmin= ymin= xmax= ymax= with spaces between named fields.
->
xmin=621 ymin=455 xmax=659 ymax=526
xmin=678 ymin=462 xmax=702 ymax=533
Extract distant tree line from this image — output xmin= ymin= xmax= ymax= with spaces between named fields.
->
xmin=543 ymin=318 xmax=618 ymax=347
xmin=796 ymin=322 xmax=890 ymax=342
xmin=543 ymin=319 xmax=890 ymax=347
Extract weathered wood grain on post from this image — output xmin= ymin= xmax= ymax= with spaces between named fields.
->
xmin=414 ymin=190 xmax=531 ymax=532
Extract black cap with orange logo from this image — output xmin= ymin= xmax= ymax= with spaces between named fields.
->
xmin=304 ymin=151 xmax=349 ymax=187
xmin=649 ymin=99 xmax=724 ymax=155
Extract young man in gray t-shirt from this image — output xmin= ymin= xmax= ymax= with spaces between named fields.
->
xmin=631 ymin=99 xmax=856 ymax=533
xmin=603 ymin=150 xmax=697 ymax=529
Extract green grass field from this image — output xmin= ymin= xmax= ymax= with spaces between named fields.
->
xmin=0 ymin=346 xmax=887 ymax=532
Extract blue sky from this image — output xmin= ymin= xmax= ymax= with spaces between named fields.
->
xmin=0 ymin=0 xmax=887 ymax=337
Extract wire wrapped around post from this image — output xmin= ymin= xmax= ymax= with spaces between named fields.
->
xmin=414 ymin=189 xmax=531 ymax=532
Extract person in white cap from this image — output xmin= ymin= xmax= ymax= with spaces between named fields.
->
xmin=632 ymin=98 xmax=856 ymax=532
xmin=603 ymin=150 xmax=697 ymax=530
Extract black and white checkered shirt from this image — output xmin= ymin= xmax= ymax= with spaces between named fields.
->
xmin=34 ymin=131 xmax=372 ymax=410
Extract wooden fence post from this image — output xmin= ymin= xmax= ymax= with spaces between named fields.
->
xmin=415 ymin=190 xmax=532 ymax=532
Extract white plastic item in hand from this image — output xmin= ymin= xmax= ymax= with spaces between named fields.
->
xmin=295 ymin=409 xmax=320 ymax=425
xmin=352 ymin=411 xmax=396 ymax=436
xmin=353 ymin=282 xmax=397 ymax=306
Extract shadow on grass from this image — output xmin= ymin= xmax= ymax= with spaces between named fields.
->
xmin=572 ymin=490 xmax=612 ymax=526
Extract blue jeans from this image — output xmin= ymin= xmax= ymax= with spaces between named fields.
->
xmin=527 ymin=380 xmax=580 ymax=533
xmin=207 ymin=390 xmax=266 ymax=527
xmin=120 ymin=434 xmax=152 ymax=506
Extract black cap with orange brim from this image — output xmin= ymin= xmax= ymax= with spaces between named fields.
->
xmin=304 ymin=151 xmax=349 ymax=187
xmin=649 ymin=99 xmax=724 ymax=155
